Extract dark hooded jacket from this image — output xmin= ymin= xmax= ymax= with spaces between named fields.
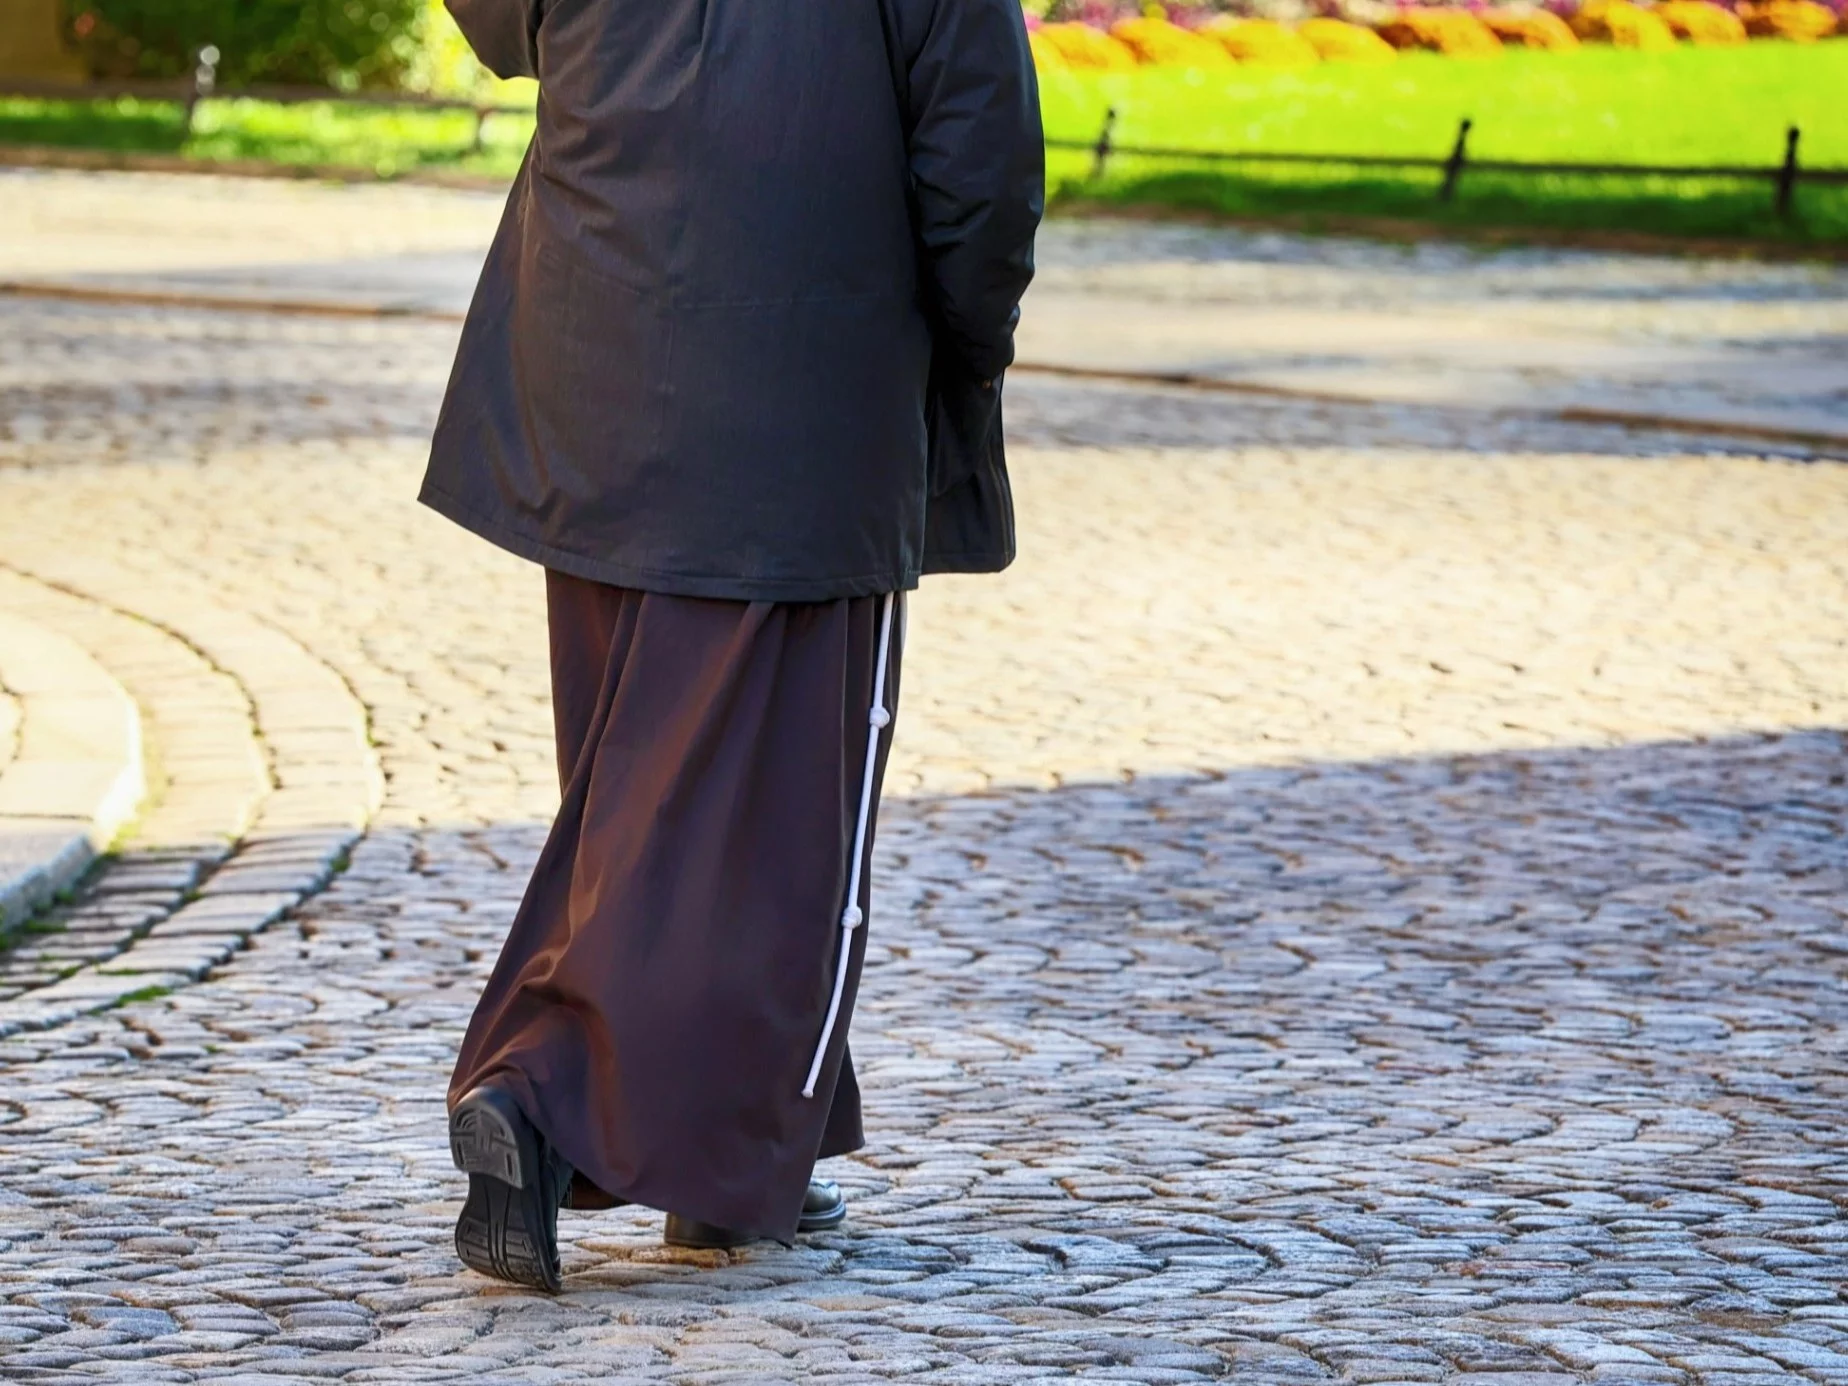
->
xmin=421 ymin=0 xmax=1045 ymax=601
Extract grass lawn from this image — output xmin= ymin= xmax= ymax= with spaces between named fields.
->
xmin=1 ymin=43 xmax=1844 ymax=242
xmin=0 ymin=92 xmax=537 ymax=178
xmin=1041 ymin=42 xmax=1848 ymax=242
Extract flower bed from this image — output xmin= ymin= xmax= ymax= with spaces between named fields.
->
xmin=1021 ymin=0 xmax=1840 ymax=69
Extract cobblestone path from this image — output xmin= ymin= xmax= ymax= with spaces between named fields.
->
xmin=2 ymin=236 xmax=1848 ymax=1382
xmin=6 ymin=167 xmax=1846 ymax=446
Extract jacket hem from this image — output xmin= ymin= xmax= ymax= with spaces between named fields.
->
xmin=419 ymin=479 xmax=922 ymax=603
xmin=921 ymin=550 xmax=1015 ymax=576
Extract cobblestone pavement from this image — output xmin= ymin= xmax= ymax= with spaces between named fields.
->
xmin=2 ymin=191 xmax=1848 ymax=1384
xmin=4 ymin=168 xmax=1846 ymax=444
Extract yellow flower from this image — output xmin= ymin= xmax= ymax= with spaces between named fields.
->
xmin=1296 ymin=17 xmax=1400 ymax=61
xmin=1739 ymin=0 xmax=1838 ymax=39
xmin=1202 ymin=17 xmax=1322 ymax=64
xmin=1654 ymin=1 xmax=1748 ymax=42
xmin=1036 ymin=22 xmax=1143 ymax=70
xmin=1377 ymin=9 xmax=1505 ymax=54
xmin=1109 ymin=16 xmax=1240 ymax=67
xmin=1570 ymin=0 xmax=1679 ymax=48
xmin=1028 ymin=30 xmax=1069 ymax=70
xmin=1479 ymin=8 xmax=1582 ymax=49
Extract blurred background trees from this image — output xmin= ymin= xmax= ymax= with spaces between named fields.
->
xmin=60 ymin=0 xmax=460 ymax=92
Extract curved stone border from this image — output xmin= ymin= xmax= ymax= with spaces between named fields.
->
xmin=0 ymin=607 xmax=144 ymax=931
xmin=0 ymin=561 xmax=381 ymax=1035
xmin=0 ymin=566 xmax=264 ymax=1007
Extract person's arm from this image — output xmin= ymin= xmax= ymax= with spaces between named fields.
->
xmin=445 ymin=0 xmax=543 ymax=80
xmin=901 ymin=0 xmax=1046 ymax=384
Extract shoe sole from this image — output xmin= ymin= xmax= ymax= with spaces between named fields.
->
xmin=450 ymin=1089 xmax=527 ymax=1187
xmin=798 ymin=1201 xmax=847 ymax=1233
xmin=661 ymin=1190 xmax=848 ymax=1248
xmin=450 ymin=1090 xmax=562 ymax=1293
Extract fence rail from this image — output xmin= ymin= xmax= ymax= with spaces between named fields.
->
xmin=11 ymin=76 xmax=1847 ymax=218
xmin=0 ymin=59 xmax=533 ymax=152
xmin=1051 ymin=112 xmax=1848 ymax=219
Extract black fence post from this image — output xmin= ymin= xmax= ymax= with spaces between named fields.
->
xmin=1438 ymin=117 xmax=1472 ymax=203
xmin=471 ymin=105 xmax=489 ymax=155
xmin=1090 ymin=107 xmax=1118 ymax=183
xmin=1775 ymin=125 xmax=1801 ymax=220
xmin=183 ymin=43 xmax=219 ymax=136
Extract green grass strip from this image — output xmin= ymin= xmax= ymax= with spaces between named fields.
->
xmin=1039 ymin=43 xmax=1848 ymax=165
xmin=1050 ymin=43 xmax=1848 ymax=244
xmin=2 ymin=42 xmax=1844 ymax=242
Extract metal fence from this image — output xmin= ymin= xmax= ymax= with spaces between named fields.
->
xmin=10 ymin=66 xmax=1846 ymax=220
xmin=1052 ymin=110 xmax=1848 ymax=220
xmin=0 ymin=47 xmax=532 ymax=153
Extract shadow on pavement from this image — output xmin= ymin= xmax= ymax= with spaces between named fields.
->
xmin=1 ymin=726 xmax=1844 ymax=1369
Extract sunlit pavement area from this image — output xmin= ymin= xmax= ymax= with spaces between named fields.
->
xmin=0 ymin=168 xmax=1846 ymax=1383
xmin=5 ymin=168 xmax=1847 ymax=447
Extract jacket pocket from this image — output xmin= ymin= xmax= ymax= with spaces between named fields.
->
xmin=507 ymin=239 xmax=671 ymax=522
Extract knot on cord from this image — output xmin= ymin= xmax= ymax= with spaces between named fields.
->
xmin=869 ymin=706 xmax=891 ymax=729
xmin=840 ymin=905 xmax=865 ymax=930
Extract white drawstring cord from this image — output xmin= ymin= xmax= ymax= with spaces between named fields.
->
xmin=801 ymin=591 xmax=897 ymax=1099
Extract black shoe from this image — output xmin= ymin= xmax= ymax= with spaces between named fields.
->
xmin=800 ymin=1176 xmax=847 ymax=1233
xmin=562 ymin=1170 xmax=628 ymax=1212
xmin=450 ymin=1085 xmax=572 ymax=1293
xmin=662 ymin=1212 xmax=754 ymax=1251
xmin=661 ymin=1178 xmax=847 ymax=1250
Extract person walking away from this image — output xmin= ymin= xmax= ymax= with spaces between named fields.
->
xmin=420 ymin=0 xmax=1044 ymax=1291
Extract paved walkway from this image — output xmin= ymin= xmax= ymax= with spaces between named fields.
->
xmin=0 ymin=172 xmax=1847 ymax=1384
xmin=3 ymin=168 xmax=1846 ymax=447
xmin=0 ymin=604 xmax=140 ymax=933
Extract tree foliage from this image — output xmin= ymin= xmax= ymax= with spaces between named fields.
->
xmin=70 ymin=0 xmax=425 ymax=90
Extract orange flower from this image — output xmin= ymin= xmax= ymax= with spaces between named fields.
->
xmin=1654 ymin=1 xmax=1748 ymax=42
xmin=1201 ymin=17 xmax=1322 ymax=64
xmin=1028 ymin=30 xmax=1069 ymax=70
xmin=1377 ymin=9 xmax=1505 ymax=54
xmin=1479 ymin=8 xmax=1582 ymax=48
xmin=1036 ymin=21 xmax=1142 ymax=70
xmin=1570 ymin=0 xmax=1679 ymax=48
xmin=1109 ymin=16 xmax=1239 ymax=68
xmin=1297 ymin=17 xmax=1399 ymax=61
xmin=1738 ymin=0 xmax=1838 ymax=38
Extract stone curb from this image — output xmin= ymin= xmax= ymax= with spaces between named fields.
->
xmin=0 ymin=609 xmax=145 ymax=932
xmin=0 ymin=564 xmax=379 ymax=1037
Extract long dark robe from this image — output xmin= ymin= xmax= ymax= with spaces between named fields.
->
xmin=450 ymin=572 xmax=902 ymax=1242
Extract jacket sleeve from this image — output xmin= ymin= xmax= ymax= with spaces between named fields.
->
xmin=445 ymin=0 xmax=542 ymax=80
xmin=900 ymin=0 xmax=1046 ymax=383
